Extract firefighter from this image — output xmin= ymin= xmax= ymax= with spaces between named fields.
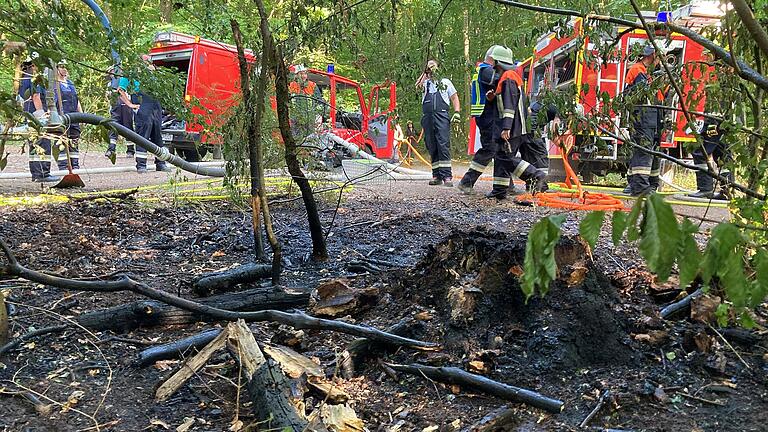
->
xmin=416 ymin=59 xmax=461 ymax=186
xmin=118 ymin=60 xmax=172 ymax=173
xmin=105 ymin=65 xmax=135 ymax=159
xmin=457 ymin=45 xmax=502 ymax=194
xmin=289 ymin=64 xmax=323 ymax=137
xmin=623 ymin=44 xmax=662 ymax=196
xmin=18 ymin=55 xmax=60 ymax=183
xmin=485 ymin=47 xmax=548 ymax=199
xmin=53 ymin=60 xmax=82 ymax=170
xmin=688 ymin=118 xmax=732 ymax=200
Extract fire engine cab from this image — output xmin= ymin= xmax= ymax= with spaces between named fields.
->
xmin=149 ymin=31 xmax=397 ymax=162
xmin=469 ymin=1 xmax=725 ymax=182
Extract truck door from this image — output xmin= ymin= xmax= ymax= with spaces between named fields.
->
xmin=367 ymin=82 xmax=396 ymax=159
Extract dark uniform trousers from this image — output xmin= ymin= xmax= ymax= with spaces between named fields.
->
xmin=108 ymin=100 xmax=135 ymax=154
xmin=460 ymin=125 xmax=496 ymax=187
xmin=133 ymin=93 xmax=168 ymax=170
xmin=627 ymin=113 xmax=661 ymax=194
xmin=692 ymin=122 xmax=732 ymax=192
xmin=490 ymin=136 xmax=545 ymax=197
xmin=521 ymin=133 xmax=549 ymax=175
xmin=28 ymin=138 xmax=53 ymax=180
xmin=422 ymin=89 xmax=452 ymax=180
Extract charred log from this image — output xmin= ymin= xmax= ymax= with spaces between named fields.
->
xmin=191 ymin=263 xmax=273 ymax=296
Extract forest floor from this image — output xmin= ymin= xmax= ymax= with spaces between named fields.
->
xmin=0 ymin=151 xmax=762 ymax=432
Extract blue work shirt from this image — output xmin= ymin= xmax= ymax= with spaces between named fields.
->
xmin=118 ymin=77 xmax=140 ymax=93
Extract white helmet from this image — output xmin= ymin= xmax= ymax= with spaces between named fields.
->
xmin=291 ymin=64 xmax=308 ymax=73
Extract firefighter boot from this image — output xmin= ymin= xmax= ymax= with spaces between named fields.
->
xmin=527 ymin=171 xmax=549 ymax=194
xmin=456 ymin=182 xmax=474 ymax=195
xmin=127 ymin=144 xmax=135 ymax=158
xmin=428 ymin=178 xmax=442 ymax=186
xmin=712 ymin=171 xmax=733 ymax=201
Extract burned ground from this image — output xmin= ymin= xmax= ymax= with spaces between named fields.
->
xmin=0 ymin=183 xmax=765 ymax=432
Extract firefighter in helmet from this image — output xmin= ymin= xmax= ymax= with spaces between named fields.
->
xmin=416 ymin=59 xmax=461 ymax=186
xmin=457 ymin=45 xmax=502 ymax=195
xmin=485 ymin=46 xmax=548 ymax=199
xmin=623 ymin=44 xmax=663 ymax=196
xmin=289 ymin=64 xmax=323 ymax=137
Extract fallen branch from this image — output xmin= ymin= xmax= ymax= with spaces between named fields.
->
xmin=660 ymin=289 xmax=703 ymax=319
xmin=340 ymin=316 xmax=420 ymax=378
xmin=0 ymin=325 xmax=67 ymax=357
xmin=386 ymin=363 xmax=564 ymax=413
xmin=137 ymin=328 xmax=223 ymax=367
xmin=580 ymin=390 xmax=612 ymax=427
xmin=155 ymin=328 xmax=229 ymax=402
xmin=0 ymin=238 xmax=438 ymax=350
xmin=192 ymin=263 xmax=273 ymax=296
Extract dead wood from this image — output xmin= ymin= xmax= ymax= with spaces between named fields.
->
xmin=311 ymin=279 xmax=379 ymax=318
xmin=0 ymin=239 xmax=438 ymax=350
xmin=386 ymin=363 xmax=564 ymax=413
xmin=340 ymin=316 xmax=419 ymax=378
xmin=76 ymin=286 xmax=309 ymax=332
xmin=580 ymin=390 xmax=612 ymax=427
xmin=262 ymin=343 xmax=324 ymax=378
xmin=463 ymin=405 xmax=517 ymax=431
xmin=660 ymin=288 xmax=703 ymax=319
xmin=70 ymin=189 xmax=138 ymax=202
xmin=0 ymin=325 xmax=67 ymax=357
xmin=0 ymin=290 xmax=7 ymax=345
xmin=719 ymin=327 xmax=760 ymax=346
xmin=137 ymin=328 xmax=223 ymax=367
xmin=0 ymin=388 xmax=53 ymax=416
xmin=226 ymin=319 xmax=312 ymax=431
xmin=155 ymin=327 xmax=229 ymax=402
xmin=191 ymin=263 xmax=273 ymax=296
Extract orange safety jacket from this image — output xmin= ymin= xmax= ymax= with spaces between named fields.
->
xmin=494 ymin=70 xmax=528 ymax=138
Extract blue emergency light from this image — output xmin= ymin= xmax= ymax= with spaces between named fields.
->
xmin=657 ymin=11 xmax=670 ymax=22
xmin=327 ymin=64 xmax=335 ymax=74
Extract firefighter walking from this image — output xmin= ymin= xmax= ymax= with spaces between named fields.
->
xmin=18 ymin=56 xmax=60 ymax=183
xmin=457 ymin=45 xmax=502 ymax=194
xmin=416 ymin=59 xmax=461 ymax=186
xmin=623 ymin=45 xmax=662 ymax=196
xmin=485 ymin=47 xmax=548 ymax=199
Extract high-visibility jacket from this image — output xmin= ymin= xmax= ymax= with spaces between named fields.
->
xmin=494 ymin=69 xmax=528 ymax=138
xmin=623 ymin=62 xmax=662 ymax=133
xmin=470 ymin=63 xmax=493 ymax=117
xmin=289 ymin=80 xmax=317 ymax=95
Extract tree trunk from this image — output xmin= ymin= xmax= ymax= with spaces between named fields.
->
xmin=76 ymin=286 xmax=309 ymax=332
xmin=159 ymin=0 xmax=173 ymax=23
xmin=231 ymin=20 xmax=267 ymax=261
xmin=253 ymin=0 xmax=329 ymax=262
xmin=226 ymin=320 xmax=310 ymax=430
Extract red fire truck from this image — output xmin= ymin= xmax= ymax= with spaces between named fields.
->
xmin=148 ymin=31 xmax=397 ymax=161
xmin=468 ymin=1 xmax=724 ymax=181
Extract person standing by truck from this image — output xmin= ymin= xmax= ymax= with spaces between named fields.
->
xmin=457 ymin=45 xmax=502 ymax=195
xmin=104 ymin=65 xmax=135 ymax=159
xmin=53 ymin=60 xmax=83 ymax=170
xmin=118 ymin=59 xmax=172 ymax=173
xmin=622 ymin=44 xmax=662 ymax=196
xmin=416 ymin=59 xmax=461 ymax=186
xmin=688 ymin=118 xmax=731 ymax=200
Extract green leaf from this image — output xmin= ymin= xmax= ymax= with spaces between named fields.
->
xmin=665 ymin=351 xmax=676 ymax=361
xmin=702 ymin=223 xmax=748 ymax=307
xmin=739 ymin=310 xmax=756 ymax=329
xmin=748 ymin=249 xmax=768 ymax=308
xmin=626 ymin=197 xmax=644 ymax=242
xmin=611 ymin=211 xmax=628 ymax=246
xmin=715 ymin=303 xmax=730 ymax=327
xmin=522 ymin=214 xmax=566 ymax=301
xmin=579 ymin=211 xmax=605 ymax=250
xmin=638 ymin=194 xmax=681 ymax=281
xmin=51 ymin=141 xmax=61 ymax=163
xmin=677 ymin=218 xmax=701 ymax=289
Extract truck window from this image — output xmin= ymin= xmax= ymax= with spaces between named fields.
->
xmin=335 ymin=82 xmax=363 ymax=130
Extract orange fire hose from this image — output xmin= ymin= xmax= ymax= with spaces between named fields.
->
xmin=514 ymin=134 xmax=627 ymax=211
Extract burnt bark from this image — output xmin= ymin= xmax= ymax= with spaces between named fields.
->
xmin=386 ymin=363 xmax=564 ymax=413
xmin=137 ymin=328 xmax=223 ymax=366
xmin=192 ymin=263 xmax=273 ymax=296
xmin=660 ymin=288 xmax=703 ymax=319
xmin=76 ymin=286 xmax=309 ymax=332
xmin=253 ymin=0 xmax=328 ymax=262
